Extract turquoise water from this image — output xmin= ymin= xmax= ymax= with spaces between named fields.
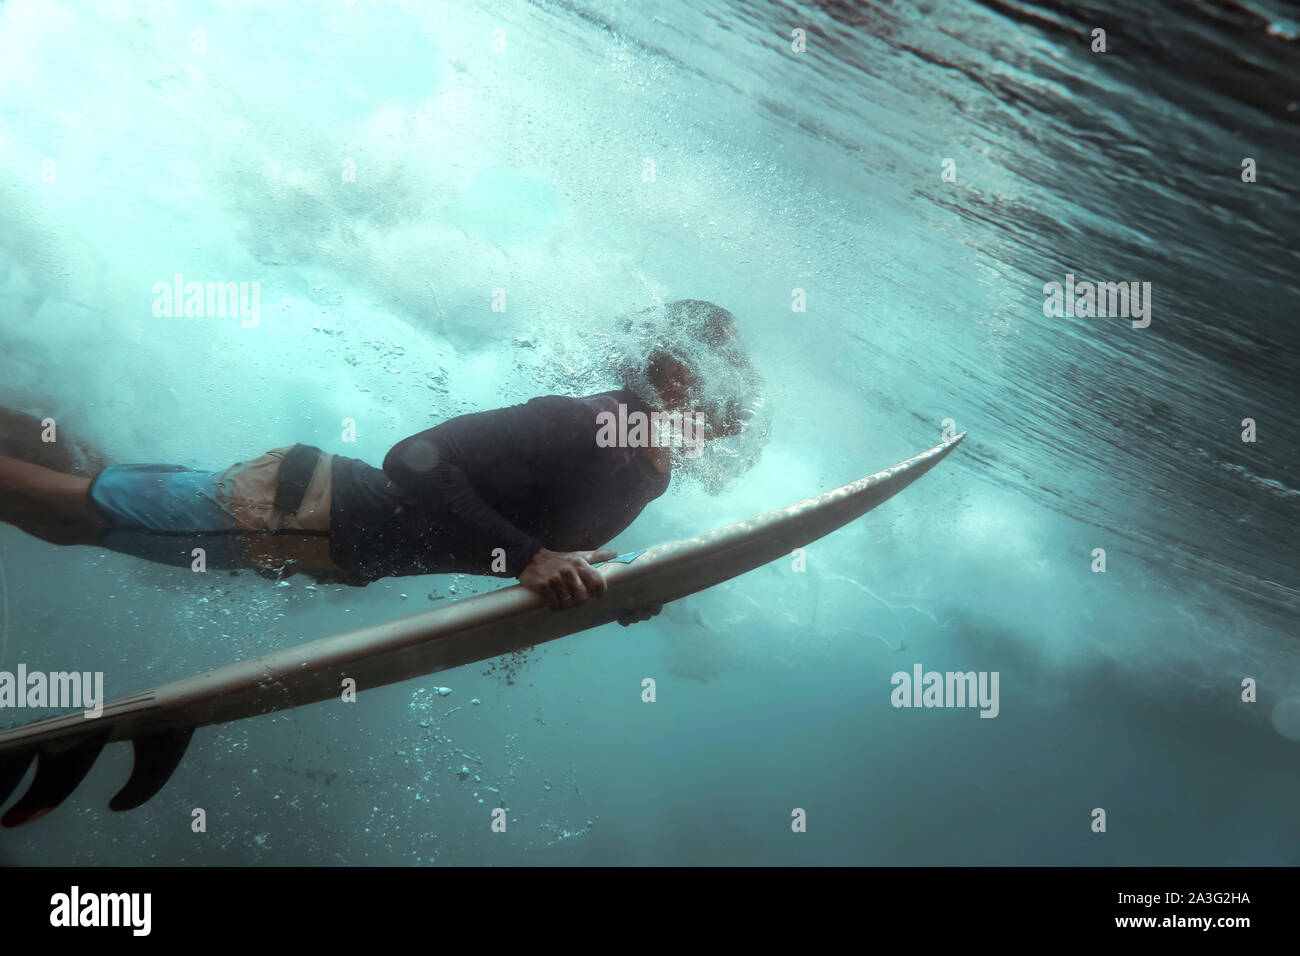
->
xmin=1 ymin=0 xmax=1297 ymax=864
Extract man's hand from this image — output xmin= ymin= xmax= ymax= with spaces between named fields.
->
xmin=617 ymin=604 xmax=663 ymax=627
xmin=519 ymin=547 xmax=618 ymax=609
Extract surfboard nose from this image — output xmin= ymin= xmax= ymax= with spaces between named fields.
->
xmin=928 ymin=431 xmax=966 ymax=460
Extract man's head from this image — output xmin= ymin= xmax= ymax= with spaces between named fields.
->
xmin=614 ymin=299 xmax=769 ymax=488
xmin=640 ymin=302 xmax=758 ymax=436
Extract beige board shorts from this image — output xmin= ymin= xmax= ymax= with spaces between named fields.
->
xmin=216 ymin=446 xmax=346 ymax=582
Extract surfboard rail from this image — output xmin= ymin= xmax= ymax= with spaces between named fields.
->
xmin=0 ymin=432 xmax=965 ymax=825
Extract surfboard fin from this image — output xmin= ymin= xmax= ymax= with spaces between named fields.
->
xmin=0 ymin=726 xmax=196 ymax=825
xmin=1 ymin=730 xmax=111 ymax=827
xmin=0 ymin=751 xmax=35 ymax=807
xmin=110 ymin=727 xmax=194 ymax=812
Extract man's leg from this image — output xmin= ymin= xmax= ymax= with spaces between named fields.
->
xmin=0 ymin=454 xmax=111 ymax=546
xmin=0 ymin=406 xmax=108 ymax=477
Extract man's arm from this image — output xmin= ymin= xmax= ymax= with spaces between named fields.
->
xmin=382 ymin=397 xmax=613 ymax=605
xmin=384 ymin=435 xmax=544 ymax=576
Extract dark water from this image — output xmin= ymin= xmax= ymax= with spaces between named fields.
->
xmin=0 ymin=0 xmax=1296 ymax=864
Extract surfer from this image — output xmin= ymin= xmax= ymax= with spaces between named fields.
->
xmin=0 ymin=301 xmax=767 ymax=625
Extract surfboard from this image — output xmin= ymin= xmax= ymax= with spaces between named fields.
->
xmin=0 ymin=432 xmax=965 ymax=826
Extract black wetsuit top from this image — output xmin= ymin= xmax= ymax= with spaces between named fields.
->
xmin=328 ymin=390 xmax=670 ymax=583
